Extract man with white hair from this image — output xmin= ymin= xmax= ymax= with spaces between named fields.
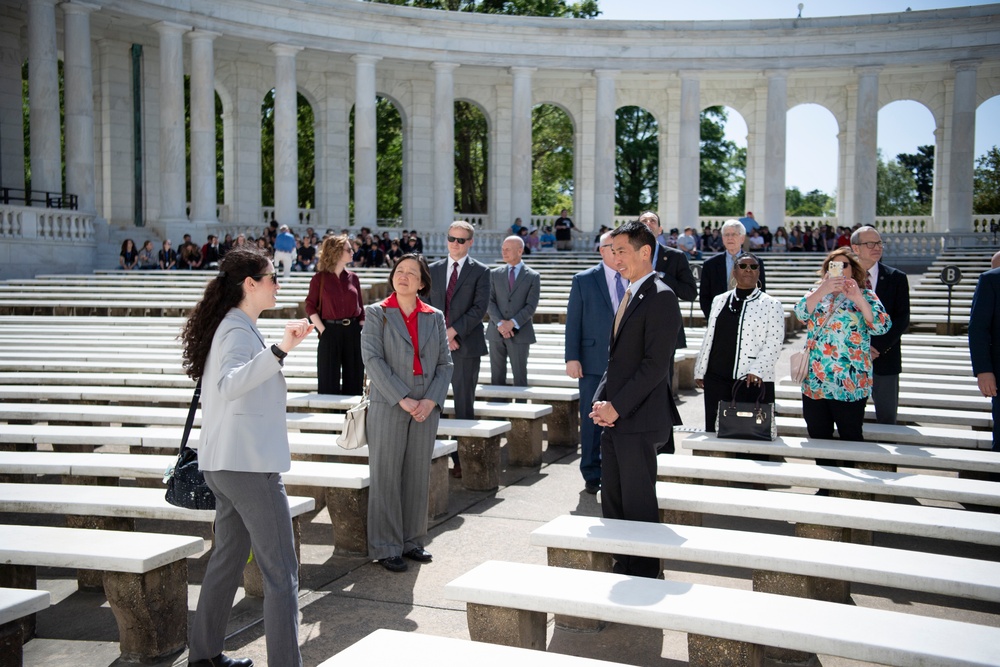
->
xmin=273 ymin=224 xmax=297 ymax=280
xmin=487 ymin=236 xmax=541 ymax=387
xmin=699 ymin=219 xmax=768 ymax=318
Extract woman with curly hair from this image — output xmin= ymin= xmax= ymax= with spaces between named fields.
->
xmin=180 ymin=245 xmax=312 ymax=667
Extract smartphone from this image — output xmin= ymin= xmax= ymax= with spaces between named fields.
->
xmin=828 ymin=263 xmax=843 ymax=277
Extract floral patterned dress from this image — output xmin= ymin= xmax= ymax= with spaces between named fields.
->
xmin=794 ymin=290 xmax=890 ymax=402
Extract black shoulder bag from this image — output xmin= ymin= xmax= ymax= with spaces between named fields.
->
xmin=164 ymin=381 xmax=216 ymax=510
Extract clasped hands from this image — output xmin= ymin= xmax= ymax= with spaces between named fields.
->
xmin=496 ymin=319 xmax=517 ymax=338
xmin=589 ymin=401 xmax=619 ymax=428
xmin=400 ymin=397 xmax=437 ymax=422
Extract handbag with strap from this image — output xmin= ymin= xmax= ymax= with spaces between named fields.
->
xmin=337 ymin=375 xmax=369 ymax=450
xmin=164 ymin=381 xmax=216 ymax=510
xmin=790 ymin=294 xmax=845 ymax=383
xmin=716 ymin=378 xmax=776 ymax=441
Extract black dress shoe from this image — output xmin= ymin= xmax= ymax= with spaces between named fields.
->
xmin=189 ymin=654 xmax=253 ymax=667
xmin=584 ymin=482 xmax=600 ymax=495
xmin=403 ymin=547 xmax=432 ymax=563
xmin=377 ymin=556 xmax=408 ymax=572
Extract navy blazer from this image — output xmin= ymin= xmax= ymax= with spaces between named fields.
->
xmin=487 ymin=264 xmax=541 ymax=345
xmin=427 ymin=256 xmax=490 ymax=358
xmin=564 ymin=263 xmax=615 ymax=377
xmin=594 ymin=276 xmax=681 ymax=437
xmin=871 ymin=262 xmax=910 ymax=376
xmin=699 ymin=251 xmax=767 ymax=319
xmin=653 ymin=244 xmax=697 ymax=349
xmin=970 ymin=267 xmax=1000 ymax=377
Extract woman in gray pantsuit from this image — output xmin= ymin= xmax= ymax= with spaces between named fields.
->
xmin=362 ymin=254 xmax=453 ymax=572
xmin=180 ymin=246 xmax=313 ymax=667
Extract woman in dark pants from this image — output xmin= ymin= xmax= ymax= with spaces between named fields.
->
xmin=305 ymin=234 xmax=365 ymax=394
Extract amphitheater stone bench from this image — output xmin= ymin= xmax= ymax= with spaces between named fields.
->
xmin=0 ymin=483 xmax=315 ymax=597
xmin=443 ymin=560 xmax=1000 ymax=667
xmin=529 ymin=515 xmax=1000 ymax=611
xmin=774 ymin=398 xmax=991 ymax=428
xmin=655 ymin=453 xmax=1000 ymax=507
xmin=776 ymin=417 xmax=994 ymax=449
xmin=471 ymin=385 xmax=579 ymax=447
xmin=0 ymin=525 xmax=202 ymax=663
xmin=653 ymin=481 xmax=1000 ymax=547
xmin=320 ymin=628 xmax=632 ymax=667
xmin=0 ymin=587 xmax=49 ymax=667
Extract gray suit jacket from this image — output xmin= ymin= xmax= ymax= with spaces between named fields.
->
xmin=199 ymin=308 xmax=291 ymax=473
xmin=427 ymin=256 xmax=490 ymax=358
xmin=361 ymin=302 xmax=454 ymax=408
xmin=487 ymin=264 xmax=540 ymax=345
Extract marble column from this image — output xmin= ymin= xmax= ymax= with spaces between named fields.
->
xmin=510 ymin=66 xmax=534 ymax=227
xmin=678 ymin=75 xmax=701 ymax=230
xmin=0 ymin=23 xmax=25 ymax=191
xmin=28 ymin=0 xmax=61 ymax=196
xmin=853 ymin=66 xmax=881 ymax=227
xmin=352 ymin=55 xmax=380 ymax=228
xmin=763 ymin=71 xmax=787 ymax=230
xmin=187 ymin=30 xmax=220 ymax=225
xmin=593 ymin=70 xmax=617 ymax=231
xmin=153 ymin=22 xmax=189 ymax=224
xmin=271 ymin=44 xmax=303 ymax=228
xmin=947 ymin=60 xmax=979 ymax=234
xmin=61 ymin=2 xmax=98 ymax=214
xmin=432 ymin=62 xmax=458 ymax=228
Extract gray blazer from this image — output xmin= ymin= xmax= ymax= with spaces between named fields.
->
xmin=361 ymin=302 xmax=454 ymax=408
xmin=487 ymin=263 xmax=540 ymax=345
xmin=199 ymin=308 xmax=291 ymax=473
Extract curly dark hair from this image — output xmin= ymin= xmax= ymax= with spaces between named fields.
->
xmin=180 ymin=246 xmax=271 ymax=381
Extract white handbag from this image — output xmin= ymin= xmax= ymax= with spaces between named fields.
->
xmin=337 ymin=378 xmax=369 ymax=450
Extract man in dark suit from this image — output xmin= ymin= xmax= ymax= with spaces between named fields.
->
xmin=851 ymin=226 xmax=910 ymax=424
xmin=699 ymin=219 xmax=768 ymax=319
xmin=565 ymin=231 xmax=618 ymax=494
xmin=591 ymin=221 xmax=681 ymax=578
xmin=428 ymin=221 xmax=491 ymax=478
xmin=487 ymin=236 xmax=541 ymax=386
xmin=969 ymin=251 xmax=1000 ymax=452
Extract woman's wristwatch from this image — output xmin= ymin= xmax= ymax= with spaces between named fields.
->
xmin=270 ymin=344 xmax=288 ymax=363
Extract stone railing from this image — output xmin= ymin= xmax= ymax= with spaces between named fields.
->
xmin=260 ymin=206 xmax=316 ymax=227
xmin=873 ymin=216 xmax=932 ymax=234
xmin=184 ymin=203 xmax=230 ymax=223
xmin=972 ymin=214 xmax=1000 ymax=234
xmin=0 ymin=205 xmax=96 ymax=241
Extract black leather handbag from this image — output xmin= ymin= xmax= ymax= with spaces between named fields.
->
xmin=716 ymin=378 xmax=776 ymax=441
xmin=164 ymin=381 xmax=216 ymax=510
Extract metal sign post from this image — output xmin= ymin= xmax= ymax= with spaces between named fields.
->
xmin=939 ymin=265 xmax=963 ymax=335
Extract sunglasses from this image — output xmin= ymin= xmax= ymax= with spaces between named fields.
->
xmin=447 ymin=235 xmax=470 ymax=245
xmin=253 ymin=272 xmax=278 ymax=283
xmin=737 ymin=263 xmax=759 ymax=271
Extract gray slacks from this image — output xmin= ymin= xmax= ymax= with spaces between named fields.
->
xmin=489 ymin=337 xmax=530 ymax=386
xmin=190 ymin=470 xmax=301 ymax=667
xmin=367 ymin=384 xmax=438 ymax=560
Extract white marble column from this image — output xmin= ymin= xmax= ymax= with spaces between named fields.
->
xmin=678 ymin=75 xmax=701 ymax=229
xmin=28 ymin=0 xmax=61 ymax=196
xmin=432 ymin=62 xmax=458 ymax=228
xmin=931 ymin=126 xmax=945 ymax=230
xmin=352 ymin=55 xmax=380 ymax=228
xmin=0 ymin=23 xmax=25 ymax=192
xmin=510 ymin=66 xmax=535 ymax=226
xmin=153 ymin=21 xmax=188 ymax=224
xmin=947 ymin=60 xmax=979 ymax=233
xmin=593 ymin=70 xmax=617 ymax=230
xmin=61 ymin=2 xmax=98 ymax=214
xmin=763 ymin=71 xmax=787 ymax=230
xmin=853 ymin=66 xmax=881 ymax=227
xmin=187 ymin=30 xmax=220 ymax=225
xmin=271 ymin=44 xmax=303 ymax=228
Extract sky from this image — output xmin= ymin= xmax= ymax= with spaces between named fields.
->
xmin=597 ymin=0 xmax=1000 ymax=195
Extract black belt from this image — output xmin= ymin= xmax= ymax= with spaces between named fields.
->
xmin=324 ymin=318 xmax=357 ymax=326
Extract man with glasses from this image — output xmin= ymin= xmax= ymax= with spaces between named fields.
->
xmin=487 ymin=236 xmax=540 ymax=387
xmin=851 ymin=226 xmax=910 ymax=424
xmin=700 ymin=219 xmax=768 ymax=319
xmin=428 ymin=221 xmax=491 ymax=479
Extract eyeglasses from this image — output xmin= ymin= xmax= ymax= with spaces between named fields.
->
xmin=447 ymin=235 xmax=470 ymax=245
xmin=253 ymin=272 xmax=277 ymax=284
xmin=858 ymin=241 xmax=883 ymax=249
xmin=737 ymin=263 xmax=759 ymax=271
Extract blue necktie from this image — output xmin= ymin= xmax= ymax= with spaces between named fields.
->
xmin=615 ymin=272 xmax=625 ymax=306
xmin=508 ymin=266 xmax=516 ymax=291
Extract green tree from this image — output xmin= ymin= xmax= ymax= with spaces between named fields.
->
xmin=876 ymin=149 xmax=924 ymax=216
xmin=786 ymin=186 xmax=835 ymax=217
xmin=260 ymin=90 xmax=315 ymax=210
xmin=532 ymin=103 xmax=574 ymax=215
xmin=896 ymin=145 xmax=934 ymax=206
xmin=699 ymin=107 xmax=745 ymax=216
xmin=455 ymin=101 xmax=489 ymax=214
xmin=367 ymin=0 xmax=598 ymax=17
xmin=615 ymin=106 xmax=657 ymax=215
xmin=974 ymin=146 xmax=1000 ymax=214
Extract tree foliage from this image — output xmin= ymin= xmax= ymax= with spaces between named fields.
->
xmin=455 ymin=101 xmax=489 ymax=214
xmin=260 ymin=90 xmax=315 ymax=209
xmin=896 ymin=144 xmax=934 ymax=206
xmin=532 ymin=103 xmax=575 ymax=214
xmin=974 ymin=146 xmax=1000 ymax=214
xmin=876 ymin=149 xmax=927 ymax=216
xmin=367 ymin=0 xmax=599 ymax=17
xmin=699 ymin=106 xmax=746 ymax=217
xmin=786 ymin=187 xmax=835 ymax=217
xmin=615 ymin=106 xmax=657 ymax=215
xmin=348 ymin=98 xmax=404 ymax=222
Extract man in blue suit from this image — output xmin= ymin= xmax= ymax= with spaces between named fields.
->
xmin=969 ymin=251 xmax=1000 ymax=452
xmin=565 ymin=231 xmax=618 ymax=494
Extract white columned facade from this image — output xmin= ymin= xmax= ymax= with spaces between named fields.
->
xmin=432 ymin=62 xmax=458 ymax=227
xmin=678 ymin=75 xmax=700 ymax=229
xmin=763 ymin=71 xmax=787 ymax=230
xmin=271 ymin=44 xmax=303 ymax=227
xmin=593 ymin=69 xmax=617 ymax=231
xmin=510 ymin=66 xmax=534 ymax=226
xmin=946 ymin=60 xmax=979 ymax=233
xmin=61 ymin=2 xmax=98 ymax=214
xmin=187 ymin=30 xmax=220 ymax=225
xmin=352 ymin=54 xmax=380 ymax=228
xmin=852 ymin=66 xmax=881 ymax=227
xmin=153 ymin=21 xmax=188 ymax=224
xmin=0 ymin=17 xmax=24 ymax=192
xmin=28 ymin=0 xmax=61 ymax=195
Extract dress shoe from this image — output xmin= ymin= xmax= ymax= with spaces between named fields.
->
xmin=450 ymin=461 xmax=462 ymax=478
xmin=378 ymin=556 xmax=408 ymax=572
xmin=403 ymin=547 xmax=432 ymax=563
xmin=584 ymin=481 xmax=600 ymax=495
xmin=189 ymin=654 xmax=253 ymax=667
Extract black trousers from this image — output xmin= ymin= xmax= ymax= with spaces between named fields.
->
xmin=801 ymin=394 xmax=867 ymax=442
xmin=702 ymin=374 xmax=775 ymax=433
xmin=601 ymin=429 xmax=661 ymax=578
xmin=317 ymin=319 xmax=364 ymax=395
